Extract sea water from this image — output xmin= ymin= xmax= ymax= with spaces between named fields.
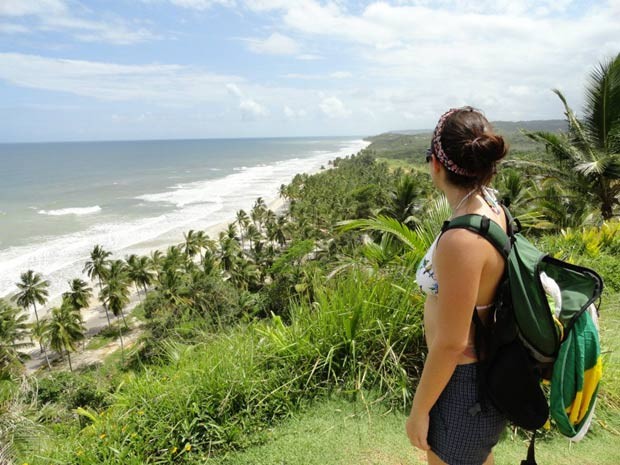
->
xmin=0 ymin=137 xmax=369 ymax=307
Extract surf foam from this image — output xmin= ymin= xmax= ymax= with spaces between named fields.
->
xmin=0 ymin=139 xmax=370 ymax=319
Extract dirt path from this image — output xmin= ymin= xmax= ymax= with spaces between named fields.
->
xmin=24 ymin=295 xmax=143 ymax=373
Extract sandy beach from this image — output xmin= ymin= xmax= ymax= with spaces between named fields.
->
xmin=23 ymin=195 xmax=287 ymax=373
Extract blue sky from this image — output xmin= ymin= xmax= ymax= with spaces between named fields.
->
xmin=0 ymin=0 xmax=619 ymax=142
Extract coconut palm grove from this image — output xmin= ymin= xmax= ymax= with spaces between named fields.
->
xmin=1 ymin=54 xmax=620 ymax=464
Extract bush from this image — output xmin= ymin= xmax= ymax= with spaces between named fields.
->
xmin=35 ymin=372 xmax=110 ymax=412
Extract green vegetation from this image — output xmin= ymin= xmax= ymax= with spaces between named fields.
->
xmin=1 ymin=54 xmax=619 ymax=465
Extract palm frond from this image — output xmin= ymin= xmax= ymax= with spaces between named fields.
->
xmin=583 ymin=53 xmax=620 ymax=151
xmin=574 ymin=159 xmax=606 ymax=177
xmin=413 ymin=195 xmax=451 ymax=247
xmin=338 ymin=215 xmax=426 ymax=254
xmin=525 ymin=130 xmax=584 ymax=165
xmin=552 ymin=89 xmax=596 ymax=158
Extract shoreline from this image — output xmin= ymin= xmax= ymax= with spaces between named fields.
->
xmin=25 ymin=194 xmax=288 ymax=325
xmin=23 ymin=195 xmax=288 ymax=373
xmin=2 ymin=139 xmax=369 ymax=313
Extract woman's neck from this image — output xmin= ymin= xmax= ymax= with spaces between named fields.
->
xmin=445 ymin=186 xmax=480 ymax=215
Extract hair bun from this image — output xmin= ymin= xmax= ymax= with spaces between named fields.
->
xmin=465 ymin=133 xmax=507 ymax=166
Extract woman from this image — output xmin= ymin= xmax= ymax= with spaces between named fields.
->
xmin=406 ymin=107 xmax=508 ymax=465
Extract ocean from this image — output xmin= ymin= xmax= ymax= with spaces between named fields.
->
xmin=0 ymin=137 xmax=369 ymax=307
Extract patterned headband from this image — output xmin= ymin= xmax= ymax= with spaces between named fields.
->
xmin=430 ymin=107 xmax=476 ymax=177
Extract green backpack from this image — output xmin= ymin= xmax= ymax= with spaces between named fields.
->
xmin=442 ymin=206 xmax=604 ymax=464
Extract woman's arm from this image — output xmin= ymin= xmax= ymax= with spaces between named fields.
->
xmin=406 ymin=230 xmax=486 ymax=450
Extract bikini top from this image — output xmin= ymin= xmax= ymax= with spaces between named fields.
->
xmin=416 ymin=236 xmax=440 ymax=295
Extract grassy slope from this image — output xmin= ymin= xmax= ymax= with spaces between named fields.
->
xmin=208 ymin=396 xmax=618 ymax=465
xmin=209 ymin=293 xmax=619 ymax=465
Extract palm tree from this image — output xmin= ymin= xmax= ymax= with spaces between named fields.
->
xmin=183 ymin=230 xmax=201 ymax=260
xmin=236 ymin=209 xmax=250 ymax=249
xmin=526 ymin=53 xmax=620 ymax=220
xmin=149 ymin=249 xmax=165 ymax=281
xmin=62 ymin=278 xmax=92 ymax=351
xmin=83 ymin=245 xmax=113 ymax=328
xmin=381 ymin=174 xmax=422 ymax=225
xmin=273 ymin=215 xmax=290 ymax=246
xmin=0 ymin=299 xmax=32 ymax=374
xmin=279 ymin=183 xmax=289 ymax=200
xmin=62 ymin=278 xmax=92 ymax=312
xmin=31 ymin=319 xmax=52 ymax=370
xmin=339 ymin=194 xmax=452 ymax=270
xmin=193 ymin=230 xmax=213 ymax=264
xmin=45 ymin=302 xmax=85 ymax=372
xmin=100 ymin=260 xmax=131 ymax=328
xmin=100 ymin=260 xmax=131 ymax=361
xmin=163 ymin=245 xmax=186 ymax=275
xmin=125 ymin=254 xmax=154 ymax=300
xmin=251 ymin=197 xmax=267 ymax=231
xmin=245 ymin=223 xmax=261 ymax=251
xmin=13 ymin=270 xmax=49 ymax=326
xmin=230 ymin=258 xmax=261 ymax=291
xmin=218 ymin=238 xmax=239 ymax=273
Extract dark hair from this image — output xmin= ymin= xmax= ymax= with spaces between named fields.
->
xmin=439 ymin=107 xmax=507 ymax=188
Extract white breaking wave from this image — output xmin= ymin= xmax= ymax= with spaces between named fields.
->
xmin=0 ymin=139 xmax=370 ymax=318
xmin=38 ymin=206 xmax=102 ymax=216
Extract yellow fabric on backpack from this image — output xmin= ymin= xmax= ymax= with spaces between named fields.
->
xmin=551 ymin=309 xmax=602 ymax=440
xmin=567 ymin=356 xmax=603 ymax=425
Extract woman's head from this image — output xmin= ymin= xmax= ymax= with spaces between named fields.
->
xmin=429 ymin=106 xmax=507 ymax=188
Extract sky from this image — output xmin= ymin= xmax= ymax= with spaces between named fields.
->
xmin=0 ymin=0 xmax=619 ymax=142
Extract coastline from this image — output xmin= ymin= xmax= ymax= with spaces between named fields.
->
xmin=12 ymin=137 xmax=370 ymax=336
xmin=2 ymin=138 xmax=369 ymax=320
xmin=23 ymin=195 xmax=288 ymax=372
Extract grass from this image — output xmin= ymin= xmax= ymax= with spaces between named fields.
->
xmin=209 ymin=396 xmax=421 ymax=465
xmin=209 ymin=292 xmax=620 ymax=465
xmin=23 ymin=279 xmax=620 ymax=464
xmin=208 ymin=394 xmax=619 ymax=465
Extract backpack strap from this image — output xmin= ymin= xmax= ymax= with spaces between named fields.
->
xmin=440 ymin=211 xmax=513 ymax=259
xmin=520 ymin=432 xmax=538 ymax=465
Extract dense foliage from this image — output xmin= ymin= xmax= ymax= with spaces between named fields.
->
xmin=1 ymin=54 xmax=619 ymax=465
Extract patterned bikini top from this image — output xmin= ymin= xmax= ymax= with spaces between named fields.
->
xmin=416 ymin=236 xmax=439 ymax=295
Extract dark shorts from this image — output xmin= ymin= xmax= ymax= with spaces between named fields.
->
xmin=428 ymin=363 xmax=506 ymax=465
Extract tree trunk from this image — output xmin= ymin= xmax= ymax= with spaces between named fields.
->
xmin=118 ymin=317 xmax=125 ymax=364
xmin=98 ymin=277 xmax=112 ymax=328
xmin=120 ymin=309 xmax=129 ymax=329
xmin=33 ymin=303 xmax=43 ymax=353
xmin=66 ymin=348 xmax=73 ymax=372
xmin=42 ymin=344 xmax=52 ymax=370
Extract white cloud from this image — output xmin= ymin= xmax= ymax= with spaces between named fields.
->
xmin=319 ymin=97 xmax=351 ymax=118
xmin=283 ymin=71 xmax=352 ymax=80
xmin=0 ymin=0 xmax=158 ymax=44
xmin=297 ymin=53 xmax=323 ymax=60
xmin=0 ymin=23 xmax=29 ymax=33
xmin=0 ymin=0 xmax=66 ymax=16
xmin=392 ymin=1 xmax=576 ymax=16
xmin=226 ymin=82 xmax=268 ymax=120
xmin=0 ymin=53 xmax=241 ymax=103
xmin=330 ymin=71 xmax=352 ymax=79
xmin=284 ymin=105 xmax=295 ymax=118
xmin=240 ymin=98 xmax=268 ymax=119
xmin=43 ymin=15 xmax=159 ymax=45
xmin=283 ymin=105 xmax=307 ymax=118
xmin=226 ymin=83 xmax=243 ymax=98
xmin=244 ymin=32 xmax=300 ymax=55
xmin=233 ymin=0 xmax=620 ymax=123
xmin=169 ymin=0 xmax=236 ymax=10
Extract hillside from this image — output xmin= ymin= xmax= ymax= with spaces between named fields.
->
xmin=365 ymin=119 xmax=567 ymax=161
